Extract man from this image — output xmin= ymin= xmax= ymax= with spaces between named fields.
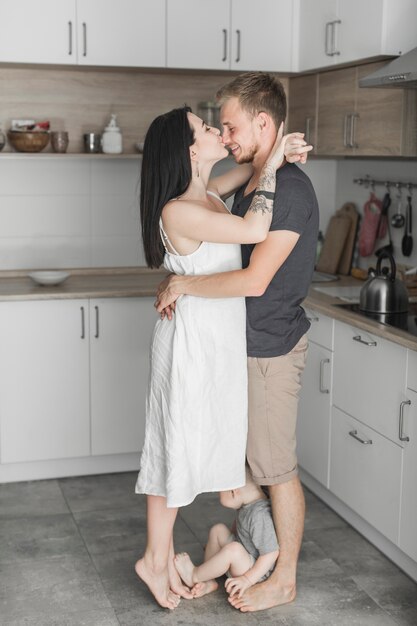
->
xmin=156 ymin=72 xmax=319 ymax=612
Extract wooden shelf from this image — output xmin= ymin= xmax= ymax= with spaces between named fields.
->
xmin=0 ymin=152 xmax=142 ymax=159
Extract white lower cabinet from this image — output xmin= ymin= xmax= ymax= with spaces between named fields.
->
xmin=297 ymin=310 xmax=334 ymax=486
xmin=0 ymin=297 xmax=155 ymax=467
xmin=333 ymin=321 xmax=407 ymax=444
xmin=90 ymin=297 xmax=155 ymax=456
xmin=0 ymin=299 xmax=90 ymax=463
xmin=399 ymin=388 xmax=417 ymax=562
xmin=407 ymin=349 xmax=417 ymax=393
xmin=298 ymin=341 xmax=332 ymax=487
xmin=329 ymin=406 xmax=402 ymax=544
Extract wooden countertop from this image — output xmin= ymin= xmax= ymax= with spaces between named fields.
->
xmin=0 ymin=267 xmax=168 ymax=301
xmin=0 ymin=268 xmax=416 ymax=352
xmin=305 ymin=275 xmax=417 ymax=352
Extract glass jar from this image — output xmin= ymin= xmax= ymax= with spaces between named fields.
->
xmin=0 ymin=126 xmax=5 ymax=152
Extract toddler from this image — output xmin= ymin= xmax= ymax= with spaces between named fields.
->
xmin=174 ymin=467 xmax=279 ymax=598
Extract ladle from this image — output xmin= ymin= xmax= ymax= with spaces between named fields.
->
xmin=401 ymin=195 xmax=413 ymax=257
xmin=391 ymin=188 xmax=405 ymax=228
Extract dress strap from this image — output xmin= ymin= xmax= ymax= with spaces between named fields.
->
xmin=159 ymin=218 xmax=180 ymax=256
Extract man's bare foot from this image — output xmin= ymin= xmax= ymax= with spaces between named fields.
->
xmin=192 ymin=580 xmax=219 ymax=598
xmin=174 ymin=552 xmax=196 ymax=588
xmin=228 ymin=578 xmax=296 ymax=612
xmin=168 ymin=556 xmax=194 ymax=599
xmin=135 ymin=557 xmax=181 ymax=610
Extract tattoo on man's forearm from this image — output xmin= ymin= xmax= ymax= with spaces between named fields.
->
xmin=257 ymin=165 xmax=276 ymax=191
xmin=250 ymin=195 xmax=273 ymax=215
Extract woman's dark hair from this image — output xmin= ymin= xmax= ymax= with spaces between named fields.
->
xmin=140 ymin=106 xmax=194 ymax=268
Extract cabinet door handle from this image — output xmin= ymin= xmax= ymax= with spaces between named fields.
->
xmin=349 ymin=429 xmax=373 ymax=445
xmin=82 ymin=22 xmax=87 ymax=57
xmin=319 ymin=358 xmax=330 ymax=393
xmin=68 ymin=21 xmax=73 ymax=56
xmin=325 ymin=21 xmax=332 ymax=56
xmin=80 ymin=306 xmax=85 ymax=339
xmin=399 ymin=399 xmax=411 ymax=442
xmin=343 ymin=114 xmax=350 ymax=148
xmin=94 ymin=305 xmax=99 ymax=339
xmin=305 ymin=117 xmax=312 ymax=145
xmin=222 ymin=28 xmax=228 ymax=62
xmin=353 ymin=335 xmax=377 ymax=347
xmin=349 ymin=113 xmax=358 ymax=148
xmin=331 ymin=20 xmax=341 ymax=56
xmin=235 ymin=30 xmax=241 ymax=63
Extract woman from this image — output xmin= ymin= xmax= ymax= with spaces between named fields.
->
xmin=135 ymin=106 xmax=306 ymax=610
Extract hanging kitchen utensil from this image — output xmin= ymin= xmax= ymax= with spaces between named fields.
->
xmin=358 ymin=192 xmax=383 ymax=257
xmin=401 ymin=195 xmax=413 ymax=257
xmin=375 ymin=191 xmax=394 ymax=257
xmin=391 ymin=187 xmax=405 ymax=228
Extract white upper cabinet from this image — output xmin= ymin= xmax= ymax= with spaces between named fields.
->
xmin=167 ymin=0 xmax=231 ymax=70
xmin=0 ymin=0 xmax=77 ymax=65
xmin=167 ymin=0 xmax=296 ymax=72
xmin=298 ymin=0 xmax=417 ymax=72
xmin=229 ymin=0 xmax=295 ymax=72
xmin=0 ymin=0 xmax=166 ymax=68
xmin=77 ymin=0 xmax=166 ymax=68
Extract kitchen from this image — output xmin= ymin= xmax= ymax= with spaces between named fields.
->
xmin=0 ymin=0 xmax=417 ymax=624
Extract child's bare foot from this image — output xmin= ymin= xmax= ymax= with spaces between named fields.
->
xmin=174 ymin=552 xmax=196 ymax=588
xmin=135 ymin=557 xmax=180 ymax=610
xmin=192 ymin=580 xmax=219 ymax=598
xmin=168 ymin=557 xmax=194 ymax=599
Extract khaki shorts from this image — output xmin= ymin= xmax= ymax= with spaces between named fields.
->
xmin=247 ymin=334 xmax=308 ymax=486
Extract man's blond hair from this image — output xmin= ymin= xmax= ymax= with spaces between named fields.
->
xmin=216 ymin=72 xmax=287 ymax=130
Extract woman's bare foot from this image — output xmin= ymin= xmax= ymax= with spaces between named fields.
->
xmin=135 ymin=557 xmax=181 ymax=610
xmin=174 ymin=552 xmax=196 ymax=588
xmin=192 ymin=580 xmax=219 ymax=598
xmin=168 ymin=556 xmax=194 ymax=599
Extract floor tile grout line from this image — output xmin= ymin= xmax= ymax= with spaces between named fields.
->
xmin=56 ymin=479 xmax=123 ymax=626
xmin=350 ymin=574 xmax=409 ymax=626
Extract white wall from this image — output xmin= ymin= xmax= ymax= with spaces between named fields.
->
xmin=0 ymin=155 xmax=415 ymax=272
xmin=304 ymin=158 xmax=417 ymax=270
xmin=0 ymin=157 xmax=144 ymax=270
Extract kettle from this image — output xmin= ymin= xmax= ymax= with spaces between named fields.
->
xmin=359 ymin=251 xmax=409 ymax=314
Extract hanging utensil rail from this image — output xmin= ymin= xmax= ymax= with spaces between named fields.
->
xmin=353 ymin=176 xmax=417 ymax=192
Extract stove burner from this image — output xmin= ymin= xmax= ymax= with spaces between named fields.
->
xmin=334 ymin=303 xmax=417 ymax=338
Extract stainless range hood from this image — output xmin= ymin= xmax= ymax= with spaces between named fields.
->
xmin=359 ymin=46 xmax=417 ymax=88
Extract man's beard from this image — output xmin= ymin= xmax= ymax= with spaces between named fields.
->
xmin=234 ymin=143 xmax=258 ymax=164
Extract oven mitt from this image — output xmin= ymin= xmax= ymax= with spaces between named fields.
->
xmin=358 ymin=193 xmax=383 ymax=257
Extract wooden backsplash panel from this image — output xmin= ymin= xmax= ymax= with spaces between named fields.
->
xmin=0 ymin=67 xmax=289 ymax=154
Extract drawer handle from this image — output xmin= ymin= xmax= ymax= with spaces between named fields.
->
xmin=319 ymin=358 xmax=330 ymax=393
xmin=353 ymin=335 xmax=377 ymax=347
xmin=399 ymin=399 xmax=411 ymax=442
xmin=307 ymin=315 xmax=319 ymax=322
xmin=349 ymin=429 xmax=373 ymax=445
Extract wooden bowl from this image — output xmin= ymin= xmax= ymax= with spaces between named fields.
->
xmin=7 ymin=130 xmax=50 ymax=153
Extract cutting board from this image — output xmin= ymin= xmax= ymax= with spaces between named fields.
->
xmin=336 ymin=203 xmax=359 ymax=275
xmin=316 ymin=214 xmax=351 ymax=275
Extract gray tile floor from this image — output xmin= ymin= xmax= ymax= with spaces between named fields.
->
xmin=1 ymin=472 xmax=416 ymax=626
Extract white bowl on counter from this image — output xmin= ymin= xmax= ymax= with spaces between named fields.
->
xmin=28 ymin=271 xmax=70 ymax=286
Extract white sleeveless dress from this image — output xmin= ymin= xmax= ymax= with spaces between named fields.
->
xmin=135 ymin=192 xmax=248 ymax=507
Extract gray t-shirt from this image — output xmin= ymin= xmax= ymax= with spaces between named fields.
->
xmin=236 ymin=498 xmax=279 ymax=564
xmin=232 ymin=163 xmax=319 ymax=357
